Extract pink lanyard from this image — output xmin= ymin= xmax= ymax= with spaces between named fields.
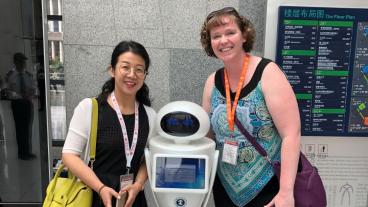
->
xmin=111 ymin=92 xmax=139 ymax=172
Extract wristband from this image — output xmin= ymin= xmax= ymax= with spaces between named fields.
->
xmin=98 ymin=184 xmax=106 ymax=195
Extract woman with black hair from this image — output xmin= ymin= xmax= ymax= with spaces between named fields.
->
xmin=62 ymin=40 xmax=156 ymax=207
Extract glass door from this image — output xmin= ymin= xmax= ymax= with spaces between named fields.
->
xmin=0 ymin=0 xmax=49 ymax=205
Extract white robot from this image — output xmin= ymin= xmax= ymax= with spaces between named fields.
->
xmin=145 ymin=101 xmax=219 ymax=207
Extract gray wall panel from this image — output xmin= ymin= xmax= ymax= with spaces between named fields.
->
xmin=63 ymin=0 xmax=267 ymax=113
xmin=63 ymin=0 xmax=116 ymax=46
xmin=169 ymin=49 xmax=222 ymax=105
xmin=113 ymin=0 xmax=164 ymax=48
xmin=64 ymin=44 xmax=111 ymax=122
xmin=115 ymin=29 xmax=165 ymax=49
xmin=206 ymin=0 xmax=239 ymax=13
xmin=159 ymin=0 xmax=206 ymax=49
xmin=239 ymin=0 xmax=267 ymax=55
xmin=146 ymin=48 xmax=170 ymax=110
xmin=113 ymin=0 xmax=161 ymax=29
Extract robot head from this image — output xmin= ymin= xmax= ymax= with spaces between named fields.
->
xmin=156 ymin=101 xmax=210 ymax=143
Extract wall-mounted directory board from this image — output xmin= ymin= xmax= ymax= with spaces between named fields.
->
xmin=265 ymin=1 xmax=368 ymax=206
xmin=275 ymin=6 xmax=368 ymax=136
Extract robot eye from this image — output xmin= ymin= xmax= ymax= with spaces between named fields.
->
xmin=161 ymin=112 xmax=200 ymax=137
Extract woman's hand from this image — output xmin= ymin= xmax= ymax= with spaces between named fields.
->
xmin=120 ymin=182 xmax=143 ymax=207
xmin=99 ymin=186 xmax=121 ymax=207
xmin=264 ymin=190 xmax=294 ymax=207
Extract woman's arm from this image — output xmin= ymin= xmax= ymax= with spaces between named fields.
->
xmin=202 ymin=72 xmax=215 ymax=114
xmin=62 ymin=154 xmax=120 ymax=207
xmin=121 ymin=159 xmax=148 ymax=207
xmin=202 ymin=72 xmax=215 ymax=139
xmin=62 ymin=99 xmax=120 ymax=207
xmin=261 ymin=62 xmax=301 ymax=207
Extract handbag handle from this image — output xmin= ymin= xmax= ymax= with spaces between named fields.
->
xmin=234 ymin=115 xmax=271 ymax=163
xmin=48 ymin=164 xmax=78 ymax=198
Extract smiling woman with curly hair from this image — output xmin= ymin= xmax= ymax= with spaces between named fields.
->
xmin=200 ymin=7 xmax=301 ymax=207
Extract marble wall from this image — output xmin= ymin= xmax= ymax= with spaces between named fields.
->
xmin=63 ymin=0 xmax=267 ymax=116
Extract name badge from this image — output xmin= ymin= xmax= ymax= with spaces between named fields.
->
xmin=119 ymin=174 xmax=134 ymax=190
xmin=222 ymin=139 xmax=239 ymax=165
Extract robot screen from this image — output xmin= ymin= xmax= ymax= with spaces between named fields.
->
xmin=160 ymin=112 xmax=200 ymax=137
xmin=155 ymin=157 xmax=206 ymax=189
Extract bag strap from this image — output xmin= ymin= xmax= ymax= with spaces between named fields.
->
xmin=66 ymin=98 xmax=98 ymax=178
xmin=235 ymin=115 xmax=305 ymax=174
xmin=89 ymin=98 xmax=98 ymax=168
xmin=234 ymin=115 xmax=272 ymax=163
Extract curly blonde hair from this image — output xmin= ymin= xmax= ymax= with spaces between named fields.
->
xmin=200 ymin=7 xmax=256 ymax=57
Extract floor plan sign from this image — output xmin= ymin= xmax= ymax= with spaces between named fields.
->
xmin=275 ymin=7 xmax=368 ymax=136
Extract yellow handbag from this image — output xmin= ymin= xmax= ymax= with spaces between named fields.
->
xmin=43 ymin=98 xmax=98 ymax=207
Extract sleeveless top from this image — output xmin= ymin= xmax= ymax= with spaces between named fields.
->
xmin=92 ymin=98 xmax=149 ymax=207
xmin=210 ymin=58 xmax=282 ymax=207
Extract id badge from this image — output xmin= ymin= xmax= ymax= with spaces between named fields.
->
xmin=119 ymin=174 xmax=134 ymax=190
xmin=222 ymin=139 xmax=239 ymax=165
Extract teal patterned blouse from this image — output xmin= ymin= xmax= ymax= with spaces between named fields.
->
xmin=210 ymin=60 xmax=282 ymax=207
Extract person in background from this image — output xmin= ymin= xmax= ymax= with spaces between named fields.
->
xmin=200 ymin=7 xmax=301 ymax=207
xmin=62 ymin=40 xmax=156 ymax=207
xmin=7 ymin=52 xmax=37 ymax=160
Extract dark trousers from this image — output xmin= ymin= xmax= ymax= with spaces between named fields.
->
xmin=213 ymin=175 xmax=279 ymax=207
xmin=11 ymin=99 xmax=34 ymax=157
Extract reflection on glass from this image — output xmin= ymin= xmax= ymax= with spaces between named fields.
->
xmin=0 ymin=0 xmax=48 ymax=204
xmin=49 ymin=0 xmax=62 ymax=16
xmin=47 ymin=0 xmax=66 ymax=143
xmin=48 ymin=40 xmax=65 ymax=141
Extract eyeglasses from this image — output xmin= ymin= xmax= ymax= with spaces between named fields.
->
xmin=119 ymin=65 xmax=148 ymax=78
xmin=206 ymin=7 xmax=238 ymax=21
